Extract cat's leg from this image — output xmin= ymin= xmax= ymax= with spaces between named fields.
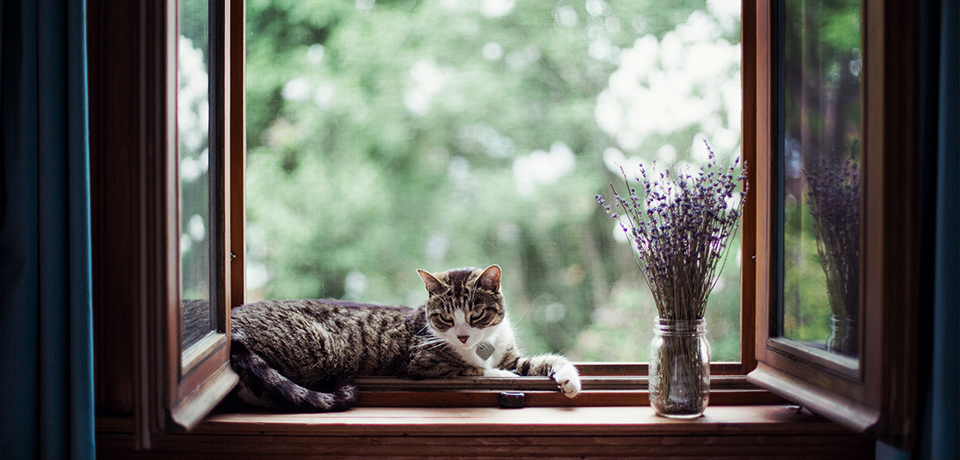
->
xmin=230 ymin=337 xmax=358 ymax=412
xmin=498 ymin=350 xmax=581 ymax=397
xmin=403 ymin=344 xmax=487 ymax=379
xmin=483 ymin=367 xmax=519 ymax=378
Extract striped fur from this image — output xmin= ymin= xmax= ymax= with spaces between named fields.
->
xmin=230 ymin=265 xmax=580 ymax=412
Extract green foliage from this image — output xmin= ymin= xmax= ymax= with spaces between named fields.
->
xmin=245 ymin=0 xmax=743 ymax=359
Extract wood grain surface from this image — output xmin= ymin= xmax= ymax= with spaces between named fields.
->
xmin=97 ymin=405 xmax=875 ymax=458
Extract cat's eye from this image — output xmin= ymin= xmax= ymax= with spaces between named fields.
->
xmin=435 ymin=313 xmax=454 ymax=326
xmin=470 ymin=310 xmax=484 ymax=322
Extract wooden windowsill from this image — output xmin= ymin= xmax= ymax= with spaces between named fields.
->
xmin=96 ymin=405 xmax=876 ymax=458
xmin=201 ymin=405 xmax=858 ymax=436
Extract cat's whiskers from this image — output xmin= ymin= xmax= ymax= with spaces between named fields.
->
xmin=414 ymin=311 xmax=452 ymax=351
xmin=415 ymin=323 xmax=431 ymax=336
xmin=415 ymin=335 xmax=448 ymax=351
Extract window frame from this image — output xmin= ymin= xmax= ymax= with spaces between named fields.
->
xmin=89 ymin=0 xmax=244 ymax=449
xmin=89 ymin=0 xmax=803 ymax=447
xmin=248 ymin=0 xmax=763 ymax=404
xmin=745 ymin=0 xmax=919 ymax=450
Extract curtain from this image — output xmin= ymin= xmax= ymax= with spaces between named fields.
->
xmin=920 ymin=0 xmax=960 ymax=457
xmin=883 ymin=0 xmax=960 ymax=458
xmin=0 ymin=0 xmax=95 ymax=458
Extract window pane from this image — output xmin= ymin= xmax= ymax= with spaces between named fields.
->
xmin=780 ymin=0 xmax=861 ymax=358
xmin=179 ymin=0 xmax=214 ymax=350
xmin=245 ymin=0 xmax=742 ymax=361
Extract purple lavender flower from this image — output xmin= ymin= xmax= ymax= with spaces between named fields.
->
xmin=596 ymin=140 xmax=747 ymax=320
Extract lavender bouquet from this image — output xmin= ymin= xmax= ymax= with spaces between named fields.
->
xmin=596 ymin=140 xmax=746 ymax=416
xmin=805 ymin=146 xmax=860 ymax=356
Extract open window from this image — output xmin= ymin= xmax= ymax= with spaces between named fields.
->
xmin=136 ymin=0 xmax=244 ymax=448
xmin=89 ymin=0 xmax=245 ymax=449
xmin=89 ymin=0 xmax=915 ymax=452
xmin=746 ymin=0 xmax=919 ymax=450
xmin=92 ymin=2 xmax=765 ymax=441
xmin=241 ymin=0 xmax=759 ymax=393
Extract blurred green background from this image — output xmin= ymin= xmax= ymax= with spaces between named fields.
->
xmin=240 ymin=0 xmax=745 ymax=362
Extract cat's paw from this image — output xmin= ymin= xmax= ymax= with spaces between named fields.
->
xmin=484 ymin=368 xmax=519 ymax=378
xmin=553 ymin=364 xmax=581 ymax=398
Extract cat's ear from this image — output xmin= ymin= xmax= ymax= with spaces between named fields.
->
xmin=477 ymin=265 xmax=502 ymax=292
xmin=418 ymin=269 xmax=445 ymax=295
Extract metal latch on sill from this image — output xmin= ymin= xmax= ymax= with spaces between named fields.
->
xmin=499 ymin=391 xmax=525 ymax=409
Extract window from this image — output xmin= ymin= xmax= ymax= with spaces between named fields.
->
xmin=93 ymin=2 xmax=758 ymax=439
xmin=89 ymin=0 xmax=244 ymax=449
xmin=746 ymin=0 xmax=919 ymax=450
xmin=88 ymin=0 xmax=917 ymax=451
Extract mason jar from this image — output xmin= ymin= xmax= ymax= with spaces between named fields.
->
xmin=648 ymin=317 xmax=710 ymax=418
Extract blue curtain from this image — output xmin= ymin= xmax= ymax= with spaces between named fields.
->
xmin=920 ymin=0 xmax=960 ymax=457
xmin=0 ymin=0 xmax=95 ymax=458
xmin=880 ymin=1 xmax=960 ymax=459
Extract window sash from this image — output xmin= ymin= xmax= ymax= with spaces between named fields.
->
xmin=746 ymin=0 xmax=919 ymax=449
xmin=132 ymin=0 xmax=243 ymax=449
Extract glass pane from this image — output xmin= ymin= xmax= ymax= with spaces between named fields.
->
xmin=780 ymin=0 xmax=861 ymax=358
xmin=179 ymin=0 xmax=214 ymax=350
xmin=245 ymin=1 xmax=742 ymax=361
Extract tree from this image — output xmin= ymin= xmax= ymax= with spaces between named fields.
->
xmin=244 ymin=0 xmax=743 ymax=359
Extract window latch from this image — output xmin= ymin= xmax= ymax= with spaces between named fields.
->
xmin=499 ymin=391 xmax=525 ymax=409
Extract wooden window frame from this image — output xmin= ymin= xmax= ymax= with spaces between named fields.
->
xmin=137 ymin=0 xmax=243 ymax=449
xmin=745 ymin=0 xmax=919 ymax=450
xmin=93 ymin=0 xmax=898 ymax=449
xmin=89 ymin=0 xmax=922 ymax=453
xmin=90 ymin=0 xmax=246 ymax=450
xmin=318 ymin=0 xmax=762 ymax=405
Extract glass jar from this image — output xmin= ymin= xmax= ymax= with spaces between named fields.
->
xmin=648 ymin=317 xmax=710 ymax=418
xmin=826 ymin=313 xmax=858 ymax=356
xmin=826 ymin=314 xmax=845 ymax=353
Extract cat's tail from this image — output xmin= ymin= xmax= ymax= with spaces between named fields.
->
xmin=230 ymin=333 xmax=358 ymax=413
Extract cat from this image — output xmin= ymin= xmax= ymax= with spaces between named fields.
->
xmin=230 ymin=264 xmax=581 ymax=412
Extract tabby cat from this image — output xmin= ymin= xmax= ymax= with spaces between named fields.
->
xmin=230 ymin=265 xmax=581 ymax=412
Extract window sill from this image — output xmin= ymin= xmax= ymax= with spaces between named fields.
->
xmin=96 ymin=405 xmax=875 ymax=458
xmin=349 ymin=375 xmax=785 ymax=407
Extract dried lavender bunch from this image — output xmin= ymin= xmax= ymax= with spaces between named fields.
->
xmin=596 ymin=140 xmax=747 ymax=321
xmin=804 ymin=144 xmax=860 ymax=354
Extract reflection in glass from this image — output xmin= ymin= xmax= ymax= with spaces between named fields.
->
xmin=780 ymin=0 xmax=861 ymax=357
xmin=179 ymin=0 xmax=213 ymax=349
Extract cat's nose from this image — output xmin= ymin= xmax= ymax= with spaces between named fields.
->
xmin=457 ymin=335 xmax=469 ymax=344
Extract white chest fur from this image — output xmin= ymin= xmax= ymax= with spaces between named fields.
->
xmin=446 ymin=313 xmax=515 ymax=371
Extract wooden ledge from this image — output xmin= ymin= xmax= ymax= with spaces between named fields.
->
xmin=196 ymin=405 xmax=854 ymax=437
xmin=96 ymin=406 xmax=876 ymax=458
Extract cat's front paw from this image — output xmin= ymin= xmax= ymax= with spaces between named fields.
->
xmin=553 ymin=364 xmax=581 ymax=398
xmin=484 ymin=368 xmax=519 ymax=378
